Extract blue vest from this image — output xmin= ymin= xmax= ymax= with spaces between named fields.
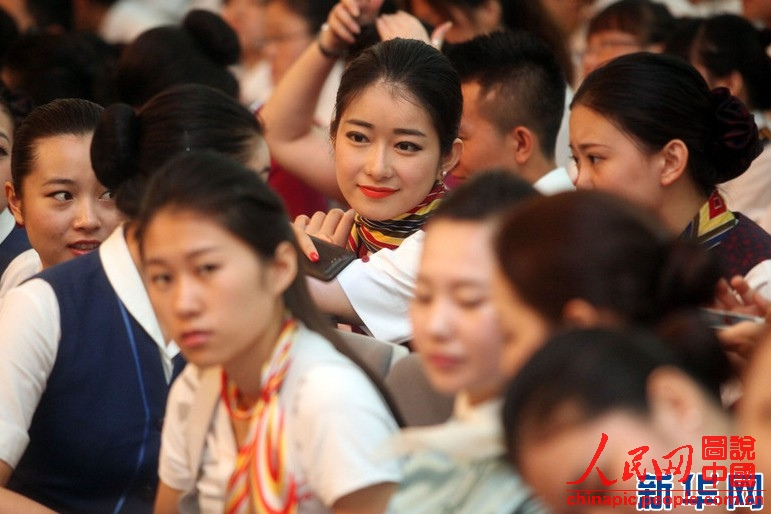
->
xmin=8 ymin=251 xmax=184 ymax=514
xmin=0 ymin=225 xmax=30 ymax=275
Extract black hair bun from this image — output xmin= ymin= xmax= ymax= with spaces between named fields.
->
xmin=183 ymin=9 xmax=240 ymax=67
xmin=91 ymin=103 xmax=141 ymax=190
xmin=707 ymin=87 xmax=763 ymax=182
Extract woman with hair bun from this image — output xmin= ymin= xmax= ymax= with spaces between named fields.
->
xmin=491 ymin=190 xmax=725 ymax=375
xmin=0 ymin=83 xmax=268 ymax=513
xmin=570 ymin=52 xmax=771 ymax=298
xmin=114 ymin=9 xmax=241 ymax=107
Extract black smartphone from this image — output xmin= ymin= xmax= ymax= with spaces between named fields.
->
xmin=303 ymin=236 xmax=356 ymax=282
xmin=699 ymin=308 xmax=765 ymax=329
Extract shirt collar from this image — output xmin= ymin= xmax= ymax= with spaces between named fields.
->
xmin=0 ymin=208 xmax=16 ymax=243
xmin=99 ymin=224 xmax=179 ymax=362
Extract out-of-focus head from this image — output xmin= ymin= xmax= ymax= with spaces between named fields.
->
xmin=2 ymin=31 xmax=116 ymax=106
xmin=492 ymin=190 xmax=721 ymax=377
xmin=221 ymin=0 xmax=267 ymax=61
xmin=404 ymin=0 xmax=501 ymax=43
xmin=114 ymin=9 xmax=240 ymax=107
xmin=689 ymin=14 xmax=771 ymax=111
xmin=412 ymin=170 xmax=539 ymax=404
xmin=502 ymin=326 xmax=732 ymax=513
xmin=582 ymin=0 xmax=675 ymax=77
xmin=262 ymin=0 xmax=336 ymax=83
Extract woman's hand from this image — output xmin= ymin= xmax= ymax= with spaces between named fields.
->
xmin=322 ymin=0 xmax=386 ymax=51
xmin=375 ymin=12 xmax=452 ymax=49
xmin=293 ymin=209 xmax=356 ymax=261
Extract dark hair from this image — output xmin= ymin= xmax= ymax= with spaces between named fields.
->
xmin=502 ymin=326 xmax=731 ymax=464
xmin=403 ymin=0 xmax=487 ymax=20
xmin=499 ymin=0 xmax=575 ymax=85
xmin=114 ymin=9 xmax=240 ymax=107
xmin=91 ymin=83 xmax=262 ymax=218
xmin=136 ymin=150 xmax=405 ymax=426
xmin=265 ymin=0 xmax=337 ymax=35
xmin=12 ymin=98 xmax=103 ymax=197
xmin=662 ymin=16 xmax=703 ymax=61
xmin=573 ymin=52 xmax=762 ymax=194
xmin=494 ymin=190 xmax=721 ymax=325
xmin=0 ymin=7 xmax=20 ymax=63
xmin=26 ymin=0 xmax=73 ymax=32
xmin=330 ymin=38 xmax=462 ymax=157
xmin=587 ymin=0 xmax=675 ymax=47
xmin=3 ymin=31 xmax=116 ymax=106
xmin=431 ymin=168 xmax=539 ymax=222
xmin=446 ymin=30 xmax=566 ymax=159
xmin=0 ymin=79 xmax=33 ymax=131
xmin=691 ymin=14 xmax=771 ymax=111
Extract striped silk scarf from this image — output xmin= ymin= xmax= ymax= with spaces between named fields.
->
xmin=347 ymin=181 xmax=446 ymax=258
xmin=681 ymin=190 xmax=738 ymax=249
xmin=223 ymin=319 xmax=298 ymax=514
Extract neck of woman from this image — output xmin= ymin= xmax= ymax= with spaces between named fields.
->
xmin=659 ymin=179 xmax=709 ymax=236
xmin=224 ymin=303 xmax=288 ymax=402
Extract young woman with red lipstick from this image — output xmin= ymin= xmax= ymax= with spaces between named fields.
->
xmin=0 ymin=98 xmax=123 ymax=297
xmin=266 ymin=1 xmax=462 ymax=341
xmin=0 ymin=84 xmax=268 ymax=513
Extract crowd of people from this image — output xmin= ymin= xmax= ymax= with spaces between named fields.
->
xmin=0 ymin=0 xmax=770 ymax=513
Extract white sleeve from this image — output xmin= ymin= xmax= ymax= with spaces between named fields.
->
xmin=293 ymin=363 xmax=402 ymax=506
xmin=0 ymin=278 xmax=60 ymax=468
xmin=0 ymin=249 xmax=42 ymax=303
xmin=744 ymin=259 xmax=771 ymax=301
xmin=336 ymin=231 xmax=423 ymax=343
xmin=158 ymin=366 xmax=199 ymax=492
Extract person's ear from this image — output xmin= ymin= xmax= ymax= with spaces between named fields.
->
xmin=479 ymin=0 xmax=502 ymax=29
xmin=439 ymin=138 xmax=463 ymax=179
xmin=508 ymin=126 xmax=535 ymax=166
xmin=658 ymin=139 xmax=689 ymax=187
xmin=647 ymin=366 xmax=708 ymax=436
xmin=5 ymin=182 xmax=23 ymax=226
xmin=561 ymin=298 xmax=619 ymax=328
xmin=267 ymin=241 xmax=298 ymax=297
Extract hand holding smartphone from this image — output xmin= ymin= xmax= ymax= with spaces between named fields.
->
xmin=303 ymin=236 xmax=356 ymax=281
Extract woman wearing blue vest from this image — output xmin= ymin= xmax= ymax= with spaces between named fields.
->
xmin=0 ymin=84 xmax=267 ymax=513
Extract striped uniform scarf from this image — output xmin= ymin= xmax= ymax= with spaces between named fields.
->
xmin=223 ymin=319 xmax=298 ymax=514
xmin=347 ymin=181 xmax=446 ymax=258
xmin=681 ymin=190 xmax=737 ymax=249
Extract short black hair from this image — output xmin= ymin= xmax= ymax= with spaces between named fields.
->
xmin=446 ymin=30 xmax=566 ymax=160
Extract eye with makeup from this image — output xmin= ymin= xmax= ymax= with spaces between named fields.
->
xmin=48 ymin=190 xmax=74 ymax=202
xmin=395 ymin=141 xmax=422 ymax=153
